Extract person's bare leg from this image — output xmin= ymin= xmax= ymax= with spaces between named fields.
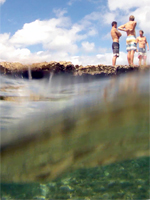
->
xmin=144 ymin=57 xmax=147 ymax=66
xmin=130 ymin=50 xmax=135 ymax=66
xmin=127 ymin=51 xmax=131 ymax=65
xmin=112 ymin=56 xmax=117 ymax=66
xmin=139 ymin=57 xmax=142 ymax=66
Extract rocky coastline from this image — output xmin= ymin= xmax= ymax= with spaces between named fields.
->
xmin=0 ymin=61 xmax=149 ymax=79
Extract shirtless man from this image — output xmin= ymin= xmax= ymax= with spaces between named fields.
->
xmin=136 ymin=30 xmax=149 ymax=66
xmin=111 ymin=21 xmax=122 ymax=66
xmin=118 ymin=15 xmax=137 ymax=66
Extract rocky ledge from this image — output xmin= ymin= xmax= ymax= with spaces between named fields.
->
xmin=0 ymin=61 xmax=149 ymax=79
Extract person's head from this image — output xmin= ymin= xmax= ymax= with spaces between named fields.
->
xmin=139 ymin=30 xmax=144 ymax=36
xmin=112 ymin=21 xmax=117 ymax=28
xmin=129 ymin=15 xmax=135 ymax=21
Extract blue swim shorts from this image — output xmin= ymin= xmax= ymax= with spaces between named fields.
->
xmin=138 ymin=48 xmax=147 ymax=59
xmin=112 ymin=42 xmax=119 ymax=57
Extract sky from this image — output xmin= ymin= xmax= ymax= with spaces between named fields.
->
xmin=0 ymin=0 xmax=150 ymax=65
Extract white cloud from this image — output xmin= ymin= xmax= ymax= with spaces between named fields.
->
xmin=88 ymin=0 xmax=102 ymax=3
xmin=53 ymin=8 xmax=68 ymax=18
xmin=67 ymin=0 xmax=76 ymax=6
xmin=0 ymin=43 xmax=31 ymax=62
xmin=0 ymin=32 xmax=123 ymax=65
xmin=72 ymin=51 xmax=128 ymax=66
xmin=0 ymin=0 xmax=6 ymax=5
xmin=83 ymin=11 xmax=100 ymax=21
xmin=0 ymin=33 xmax=10 ymax=43
xmin=67 ymin=0 xmax=82 ymax=6
xmin=108 ymin=0 xmax=150 ymax=11
xmin=103 ymin=12 xmax=116 ymax=25
xmin=5 ymin=10 xmax=100 ymax=61
xmin=70 ymin=50 xmax=150 ymax=66
xmin=9 ymin=11 xmax=99 ymax=56
xmin=131 ymin=6 xmax=150 ymax=34
xmin=10 ymin=17 xmax=72 ymax=46
xmin=68 ymin=0 xmax=102 ymax=6
xmin=0 ymin=17 xmax=83 ymax=63
xmin=1 ymin=31 xmax=149 ymax=65
xmin=1 ymin=1 xmax=150 ymax=66
xmin=98 ymin=47 xmax=108 ymax=53
xmin=82 ymin=41 xmax=95 ymax=52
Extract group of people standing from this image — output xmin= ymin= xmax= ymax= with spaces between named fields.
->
xmin=111 ymin=15 xmax=149 ymax=66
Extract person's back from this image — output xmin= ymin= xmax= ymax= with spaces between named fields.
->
xmin=118 ymin=15 xmax=136 ymax=37
xmin=124 ymin=21 xmax=136 ymax=36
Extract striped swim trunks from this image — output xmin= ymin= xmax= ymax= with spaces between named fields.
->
xmin=126 ymin=36 xmax=137 ymax=52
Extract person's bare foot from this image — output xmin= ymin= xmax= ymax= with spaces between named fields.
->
xmin=130 ymin=64 xmax=137 ymax=67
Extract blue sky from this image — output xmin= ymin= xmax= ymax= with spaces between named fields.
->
xmin=0 ymin=0 xmax=150 ymax=65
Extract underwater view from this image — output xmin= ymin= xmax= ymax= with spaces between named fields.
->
xmin=1 ymin=0 xmax=150 ymax=198
xmin=0 ymin=70 xmax=149 ymax=199
xmin=1 ymin=157 xmax=149 ymax=199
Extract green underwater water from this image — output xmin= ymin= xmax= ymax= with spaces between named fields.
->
xmin=1 ymin=156 xmax=149 ymax=200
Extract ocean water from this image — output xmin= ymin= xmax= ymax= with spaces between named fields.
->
xmin=0 ymin=71 xmax=149 ymax=199
xmin=0 ymin=74 xmax=112 ymax=130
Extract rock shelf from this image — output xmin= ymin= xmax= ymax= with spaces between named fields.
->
xmin=0 ymin=61 xmax=149 ymax=79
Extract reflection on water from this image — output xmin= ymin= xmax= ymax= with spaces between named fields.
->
xmin=0 ymin=71 xmax=150 ymax=199
xmin=0 ymin=74 xmax=113 ymax=130
xmin=0 ymin=72 xmax=149 ymax=130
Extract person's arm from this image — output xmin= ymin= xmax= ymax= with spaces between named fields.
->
xmin=136 ymin=37 xmax=139 ymax=43
xmin=116 ymin=29 xmax=122 ymax=38
xmin=118 ymin=24 xmax=127 ymax=32
xmin=146 ymin=38 xmax=149 ymax=51
xmin=136 ymin=37 xmax=139 ymax=52
xmin=134 ymin=30 xmax=136 ymax=37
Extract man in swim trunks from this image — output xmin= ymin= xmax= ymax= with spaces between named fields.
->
xmin=136 ymin=30 xmax=149 ymax=66
xmin=111 ymin=21 xmax=122 ymax=66
xmin=118 ymin=15 xmax=137 ymax=66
